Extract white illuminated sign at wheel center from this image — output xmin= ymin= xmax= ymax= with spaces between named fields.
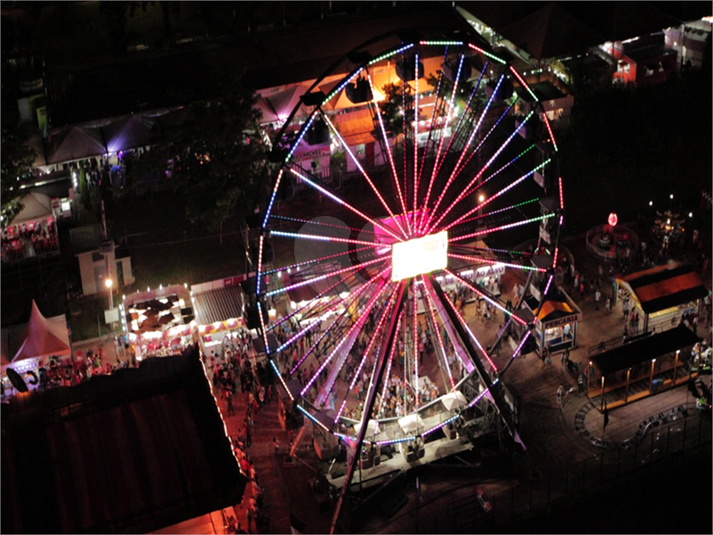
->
xmin=391 ymin=231 xmax=448 ymax=282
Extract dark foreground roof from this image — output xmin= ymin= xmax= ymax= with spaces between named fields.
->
xmin=592 ymin=324 xmax=700 ymax=375
xmin=1 ymin=349 xmax=246 ymax=534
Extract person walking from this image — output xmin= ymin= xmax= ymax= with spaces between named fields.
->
xmin=605 ymin=297 xmax=611 ymax=315
xmin=594 ymin=288 xmax=601 ymax=310
xmin=578 ymin=373 xmax=584 ymax=394
xmin=557 ymin=384 xmax=564 ymax=405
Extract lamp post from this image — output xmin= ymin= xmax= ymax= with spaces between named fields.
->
xmin=105 ymin=277 xmax=114 ymax=313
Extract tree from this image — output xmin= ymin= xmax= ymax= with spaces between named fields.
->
xmin=378 ymin=81 xmax=414 ymax=136
xmin=1 ymin=122 xmax=35 ymax=226
xmin=125 ymin=73 xmax=269 ymax=241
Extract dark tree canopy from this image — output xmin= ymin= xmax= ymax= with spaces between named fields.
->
xmin=125 ymin=73 xmax=269 ymax=234
xmin=1 ymin=122 xmax=36 ymax=226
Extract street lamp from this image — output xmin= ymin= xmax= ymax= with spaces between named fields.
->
xmin=105 ymin=277 xmax=113 ymax=311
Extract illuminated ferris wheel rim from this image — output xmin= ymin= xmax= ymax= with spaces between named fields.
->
xmin=256 ymin=34 xmax=564 ymax=445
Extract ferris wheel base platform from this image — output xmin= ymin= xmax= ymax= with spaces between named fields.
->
xmin=324 ymin=428 xmax=483 ymax=491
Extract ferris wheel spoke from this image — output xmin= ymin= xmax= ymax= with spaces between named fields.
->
xmin=267 ymin=272 xmax=362 ymax=335
xmin=320 ymin=112 xmax=409 ymax=239
xmin=424 ymin=73 xmax=505 ymax=233
xmin=448 ymin=253 xmax=546 ymax=275
xmin=426 ymin=108 xmax=537 ymax=234
xmin=288 ymin=168 xmax=404 ymax=242
xmin=418 ymin=53 xmax=468 ymax=234
xmin=444 ymin=268 xmax=528 ymax=329
xmin=270 ymin=215 xmax=377 ymax=236
xmin=377 ymin=316 xmax=401 ymax=417
xmin=413 ymin=52 xmax=420 ymax=227
xmin=265 ymin=255 xmax=387 ymax=299
xmin=366 ymin=73 xmax=411 ymax=233
xmin=262 ymin=245 xmax=377 ymax=279
xmin=443 ymin=158 xmax=551 ymax=232
xmin=429 ymin=64 xmax=486 ymax=183
xmin=295 ymin=274 xmax=389 ymax=383
xmin=420 ymin=282 xmax=456 ymax=390
xmin=449 ymin=212 xmax=556 ymax=243
xmin=334 ymin=285 xmax=399 ymax=423
xmin=447 ymin=197 xmax=540 ymax=231
xmin=303 ymin=278 xmax=393 ymax=398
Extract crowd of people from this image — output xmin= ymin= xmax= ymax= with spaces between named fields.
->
xmin=1 ymin=218 xmax=58 ymax=262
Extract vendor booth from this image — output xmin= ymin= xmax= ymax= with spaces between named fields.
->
xmin=588 ymin=324 xmax=700 ymax=411
xmin=122 ymin=285 xmax=196 ymax=361
xmin=1 ymin=192 xmax=59 ymax=263
xmin=191 ymin=277 xmax=248 ymax=357
xmin=616 ymin=262 xmax=707 ymax=334
xmin=523 ymin=289 xmax=582 ymax=354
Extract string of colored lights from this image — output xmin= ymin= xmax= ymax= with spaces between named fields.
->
xmin=416 ymin=51 xmax=464 ymax=234
xmin=467 ymin=42 xmax=506 ymax=64
xmin=419 ymin=40 xmax=464 ymax=46
xmin=289 ymin=168 xmax=404 ymax=243
xmin=415 ymin=48 xmax=448 ymax=210
xmin=262 ymin=168 xmax=284 ymax=230
xmin=286 ymin=269 xmax=390 ymax=376
xmin=412 ymin=280 xmax=419 ymax=408
xmin=450 ymin=95 xmax=519 ymax=190
xmin=322 ymin=67 xmax=365 ymax=104
xmin=543 ymin=274 xmax=554 ymax=297
xmin=263 ymin=246 xmax=375 ymax=277
xmin=413 ymin=52 xmax=419 ymax=231
xmin=301 ymin=279 xmax=391 ymax=396
xmin=271 ymin=215 xmax=377 ymax=236
xmin=256 ymin=234 xmax=265 ymax=295
xmin=427 ymin=109 xmax=536 ymax=234
xmin=401 ymin=58 xmax=410 ymax=230
xmin=297 ymin=404 xmax=330 ymax=433
xmin=509 ymin=65 xmax=539 ymax=102
xmin=458 ymin=144 xmax=536 ymax=203
xmin=321 ymin=112 xmax=408 ymax=239
xmin=367 ymin=44 xmax=415 ymax=66
xmin=424 ymin=74 xmax=504 ymax=232
xmin=443 ymin=158 xmax=551 ymax=232
xmin=558 ymin=176 xmax=565 ymax=209
xmin=451 ymin=197 xmax=540 ymax=227
xmin=440 ymin=288 xmax=498 ymax=371
xmin=429 ymin=62 xmax=487 ymax=185
xmin=447 ymin=253 xmax=545 ymax=274
xmin=270 ymin=230 xmax=385 ymax=249
xmin=449 ymin=213 xmax=555 ymax=243
xmin=334 ymin=286 xmax=399 ymax=423
xmin=444 ymin=268 xmax=528 ymax=328
xmin=367 ymin=72 xmax=411 ymax=234
xmin=542 ymin=112 xmax=558 ymax=152
xmin=422 ymin=414 xmax=460 ymax=437
xmin=375 ymin=435 xmax=416 ymax=447
xmin=264 ymin=255 xmax=385 ymax=298
xmin=267 ymin=272 xmax=361 ymax=333
xmin=285 ymin=111 xmax=318 ymax=162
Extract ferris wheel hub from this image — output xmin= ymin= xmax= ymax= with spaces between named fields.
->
xmin=391 ymin=230 xmax=448 ymax=282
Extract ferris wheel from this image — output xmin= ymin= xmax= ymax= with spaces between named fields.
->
xmin=255 ymin=35 xmax=563 ymax=477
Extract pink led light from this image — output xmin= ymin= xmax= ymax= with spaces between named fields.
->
xmin=449 ymin=213 xmax=555 ymax=243
xmin=300 ymin=278 xmax=391 ymax=396
xmin=445 ymin=268 xmax=527 ymax=327
xmin=542 ymin=112 xmax=558 ymax=151
xmin=367 ymin=73 xmax=411 ymax=233
xmin=322 ymin=113 xmax=408 ymax=239
xmin=264 ymin=246 xmax=374 ymax=277
xmin=421 ymin=284 xmax=455 ymax=389
xmin=413 ymin=53 xmax=419 ymax=231
xmin=558 ymin=176 xmax=564 ymax=210
xmin=262 ymin=168 xmax=284 ymax=229
xmin=447 ymin=253 xmax=545 ymax=273
xmin=256 ymin=234 xmax=265 ymax=295
xmin=271 ymin=230 xmax=384 ymax=249
xmin=334 ymin=287 xmax=398 ymax=423
xmin=428 ymin=110 xmax=536 ymax=234
xmin=425 ymin=75 xmax=505 ymax=232
xmin=266 ymin=256 xmax=385 ymax=298
xmin=289 ymin=168 xmax=404 ymax=243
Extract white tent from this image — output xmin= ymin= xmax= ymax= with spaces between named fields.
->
xmin=11 ymin=192 xmax=54 ymax=227
xmin=11 ymin=301 xmax=71 ymax=363
xmin=440 ymin=391 xmax=467 ymax=411
xmin=398 ymin=413 xmax=424 ymax=434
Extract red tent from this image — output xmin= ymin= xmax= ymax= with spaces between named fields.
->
xmin=11 ymin=301 xmax=71 ymax=363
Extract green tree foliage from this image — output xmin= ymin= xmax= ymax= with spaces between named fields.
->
xmin=1 ymin=123 xmax=36 ymax=226
xmin=378 ymin=82 xmax=414 ymax=136
xmin=125 ymin=73 xmax=268 ymax=236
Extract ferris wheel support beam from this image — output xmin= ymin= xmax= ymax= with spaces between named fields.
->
xmin=330 ymin=282 xmax=407 ymax=535
xmin=426 ymin=274 xmax=523 ymax=445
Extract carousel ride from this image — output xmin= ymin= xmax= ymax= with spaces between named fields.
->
xmin=253 ymin=32 xmax=565 ymax=529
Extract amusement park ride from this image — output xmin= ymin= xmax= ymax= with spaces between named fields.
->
xmin=251 ymin=30 xmax=565 ymax=530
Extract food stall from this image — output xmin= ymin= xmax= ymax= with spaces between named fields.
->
xmin=523 ymin=290 xmax=582 ymax=354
